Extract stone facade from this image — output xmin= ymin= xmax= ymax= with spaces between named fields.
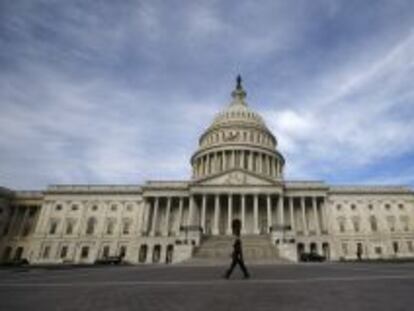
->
xmin=0 ymin=78 xmax=413 ymax=264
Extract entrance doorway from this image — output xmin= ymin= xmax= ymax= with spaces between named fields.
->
xmin=232 ymin=219 xmax=241 ymax=236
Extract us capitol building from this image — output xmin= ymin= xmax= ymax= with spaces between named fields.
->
xmin=1 ymin=77 xmax=413 ymax=265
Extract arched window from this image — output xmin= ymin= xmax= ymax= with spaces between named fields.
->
xmin=14 ymin=247 xmax=24 ymax=260
xmin=49 ymin=220 xmax=58 ymax=235
xmin=152 ymin=245 xmax=161 ymax=263
xmin=2 ymin=246 xmax=12 ymax=261
xmin=86 ymin=217 xmax=96 ymax=235
xmin=106 ymin=219 xmax=115 ymax=235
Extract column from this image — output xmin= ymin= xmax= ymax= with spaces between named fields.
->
xmin=213 ymin=195 xmax=220 ymax=235
xmin=254 ymin=194 xmax=259 ymax=234
xmin=241 ymin=194 xmax=246 ymax=234
xmin=176 ymin=197 xmax=184 ymax=234
xmin=223 ymin=151 xmax=227 ymax=170
xmin=187 ymin=195 xmax=194 ymax=226
xmin=313 ymin=197 xmax=320 ymax=235
xmin=151 ymin=197 xmax=159 ymax=236
xmin=267 ymin=195 xmax=272 ymax=233
xmin=301 ymin=197 xmax=307 ymax=235
xmin=320 ymin=198 xmax=326 ymax=233
xmin=231 ymin=150 xmax=235 ymax=168
xmin=267 ymin=155 xmax=271 ymax=175
xmin=275 ymin=161 xmax=279 ymax=177
xmin=19 ymin=207 xmax=31 ymax=236
xmin=201 ymin=195 xmax=207 ymax=233
xmin=249 ymin=152 xmax=253 ymax=171
xmin=289 ymin=197 xmax=295 ymax=231
xmin=278 ymin=195 xmax=284 ymax=226
xmin=164 ymin=197 xmax=171 ymax=236
xmin=227 ymin=194 xmax=233 ymax=235
xmin=241 ymin=150 xmax=245 ymax=169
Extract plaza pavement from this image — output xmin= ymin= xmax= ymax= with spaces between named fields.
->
xmin=0 ymin=262 xmax=414 ymax=311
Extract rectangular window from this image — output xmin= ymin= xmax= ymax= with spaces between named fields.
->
xmin=60 ymin=246 xmax=68 ymax=259
xmin=43 ymin=246 xmax=50 ymax=259
xmin=49 ymin=222 xmax=58 ymax=235
xmin=375 ymin=246 xmax=382 ymax=255
xmin=81 ymin=246 xmax=89 ymax=259
xmin=393 ymin=241 xmax=399 ymax=254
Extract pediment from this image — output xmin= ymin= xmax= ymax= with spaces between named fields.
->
xmin=194 ymin=169 xmax=277 ymax=186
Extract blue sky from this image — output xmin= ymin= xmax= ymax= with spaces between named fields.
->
xmin=0 ymin=0 xmax=414 ymax=189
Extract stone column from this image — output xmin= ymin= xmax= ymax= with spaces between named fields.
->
xmin=313 ymin=197 xmax=320 ymax=235
xmin=231 ymin=150 xmax=236 ymax=168
xmin=276 ymin=160 xmax=279 ymax=177
xmin=227 ymin=194 xmax=233 ymax=235
xmin=201 ymin=195 xmax=207 ymax=234
xmin=249 ymin=152 xmax=253 ymax=171
xmin=301 ymin=197 xmax=307 ymax=235
xmin=176 ymin=197 xmax=184 ymax=235
xmin=241 ymin=194 xmax=246 ymax=234
xmin=267 ymin=155 xmax=271 ymax=175
xmin=241 ymin=150 xmax=245 ymax=169
xmin=320 ymin=198 xmax=326 ymax=233
xmin=223 ymin=151 xmax=227 ymax=171
xmin=187 ymin=195 xmax=195 ymax=226
xmin=151 ymin=197 xmax=159 ymax=236
xmin=164 ymin=197 xmax=171 ymax=236
xmin=213 ymin=195 xmax=220 ymax=235
xmin=278 ymin=195 xmax=284 ymax=226
xmin=19 ymin=207 xmax=31 ymax=236
xmin=289 ymin=197 xmax=295 ymax=231
xmin=254 ymin=194 xmax=259 ymax=234
xmin=267 ymin=195 xmax=272 ymax=233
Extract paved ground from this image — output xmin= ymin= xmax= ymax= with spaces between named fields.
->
xmin=1 ymin=262 xmax=414 ymax=311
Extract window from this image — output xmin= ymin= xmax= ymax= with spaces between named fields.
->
xmin=375 ymin=246 xmax=382 ymax=255
xmin=111 ymin=204 xmax=117 ymax=211
xmin=102 ymin=246 xmax=110 ymax=258
xmin=106 ymin=220 xmax=115 ymax=235
xmin=126 ymin=204 xmax=133 ymax=212
xmin=81 ymin=246 xmax=89 ymax=259
xmin=71 ymin=204 xmax=78 ymax=211
xmin=66 ymin=221 xmax=74 ymax=235
xmin=393 ymin=241 xmax=399 ymax=254
xmin=351 ymin=204 xmax=356 ymax=211
xmin=336 ymin=204 xmax=342 ymax=211
xmin=385 ymin=204 xmax=391 ymax=211
xmin=119 ymin=246 xmax=127 ymax=258
xmin=368 ymin=204 xmax=373 ymax=210
xmin=91 ymin=205 xmax=98 ymax=211
xmin=338 ymin=218 xmax=346 ymax=233
xmin=370 ymin=216 xmax=378 ymax=232
xmin=55 ymin=204 xmax=62 ymax=211
xmin=400 ymin=216 xmax=409 ymax=232
xmin=123 ymin=221 xmax=131 ymax=235
xmin=352 ymin=218 xmax=360 ymax=233
xmin=60 ymin=246 xmax=68 ymax=259
xmin=49 ymin=221 xmax=58 ymax=235
xmin=43 ymin=246 xmax=50 ymax=259
xmin=29 ymin=209 xmax=36 ymax=217
xmin=398 ymin=204 xmax=404 ymax=210
xmin=86 ymin=217 xmax=96 ymax=235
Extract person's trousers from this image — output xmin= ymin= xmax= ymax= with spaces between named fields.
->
xmin=225 ymin=257 xmax=249 ymax=278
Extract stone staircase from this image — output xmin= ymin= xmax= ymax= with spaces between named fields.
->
xmin=185 ymin=235 xmax=290 ymax=265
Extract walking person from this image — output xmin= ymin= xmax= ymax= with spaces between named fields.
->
xmin=224 ymin=221 xmax=250 ymax=279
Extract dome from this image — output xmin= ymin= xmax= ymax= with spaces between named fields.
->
xmin=209 ymin=78 xmax=267 ymax=130
xmin=190 ymin=75 xmax=285 ymax=181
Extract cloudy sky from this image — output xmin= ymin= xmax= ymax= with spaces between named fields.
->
xmin=0 ymin=0 xmax=414 ymax=190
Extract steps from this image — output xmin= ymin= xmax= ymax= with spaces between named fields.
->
xmin=185 ymin=235 xmax=290 ymax=265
